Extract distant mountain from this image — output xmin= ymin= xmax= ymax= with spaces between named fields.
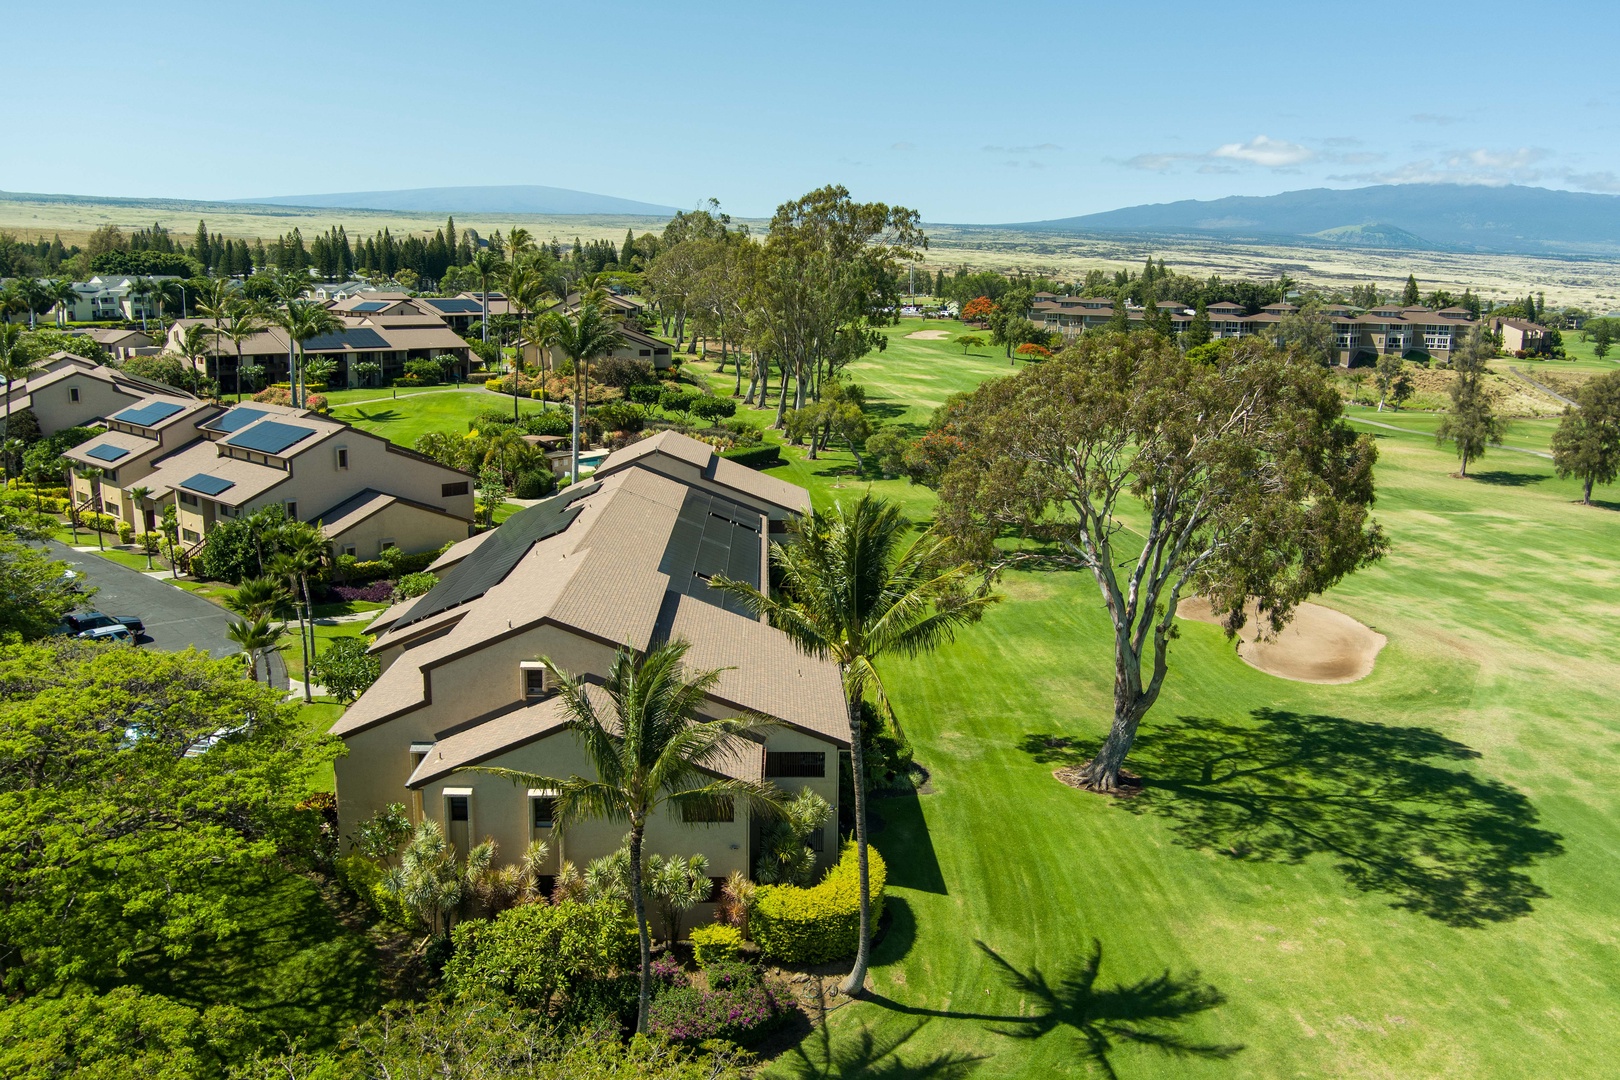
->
xmin=1012 ymin=184 xmax=1620 ymax=255
xmin=229 ymin=185 xmax=680 ymax=217
xmin=1308 ymin=222 xmax=1434 ymax=249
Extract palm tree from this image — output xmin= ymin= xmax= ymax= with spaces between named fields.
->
xmin=47 ymin=279 xmax=77 ymax=327
xmin=0 ymin=323 xmax=38 ymax=486
xmin=126 ymin=277 xmax=156 ymax=331
xmin=712 ymin=495 xmax=998 ymax=997
xmin=218 ymin=301 xmax=265 ymax=402
xmin=226 ymin=615 xmax=282 ymax=684
xmin=13 ymin=279 xmax=50 ymax=330
xmin=534 ymin=290 xmax=624 ymax=483
xmin=271 ymin=522 xmax=330 ymax=702
xmin=468 ymin=249 xmax=502 ymax=344
xmin=274 ymin=300 xmax=342 ymax=408
xmin=226 ymin=575 xmax=288 ymax=620
xmin=127 ymin=485 xmax=154 ymax=554
xmin=176 ymin=323 xmax=214 ymax=396
xmin=502 ymin=264 xmax=552 ymax=422
xmin=381 ymin=820 xmax=495 ymax=940
xmin=146 ymin=277 xmax=183 ymax=330
xmin=476 ymin=639 xmax=782 ymax=1036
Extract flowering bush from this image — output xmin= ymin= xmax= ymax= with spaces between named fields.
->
xmin=331 ymin=580 xmax=395 ymax=603
xmin=650 ymin=953 xmax=686 ymax=986
xmin=647 ymin=977 xmax=782 ymax=1045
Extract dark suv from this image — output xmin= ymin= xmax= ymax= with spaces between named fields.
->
xmin=62 ymin=611 xmax=145 ymax=636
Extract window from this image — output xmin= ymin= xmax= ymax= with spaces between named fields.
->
xmin=377 ymin=538 xmax=394 ymax=556
xmin=69 ymin=387 xmax=80 ymax=403
xmin=103 ymin=470 xmax=118 ymax=484
xmin=705 ymin=877 xmax=725 ymax=903
xmin=284 ymin=501 xmax=297 ymax=521
xmin=105 ymin=502 xmax=119 ymax=518
xmin=342 ymin=544 xmax=357 ymax=557
xmin=522 ymin=665 xmax=549 ymax=701
xmin=179 ymin=492 xmax=199 ymax=507
xmin=447 ymin=795 xmax=469 ymax=822
xmin=807 ymin=825 xmax=825 ymax=853
xmin=181 ymin=528 xmax=200 ymax=542
xmin=335 ymin=446 xmax=349 ymax=470
xmin=441 ymin=481 xmax=469 ymax=497
xmin=765 ymin=751 xmax=826 ymax=778
xmin=682 ymin=797 xmax=735 ymax=823
xmin=531 ymin=796 xmax=555 ymax=829
xmin=638 ymin=349 xmax=652 ymax=357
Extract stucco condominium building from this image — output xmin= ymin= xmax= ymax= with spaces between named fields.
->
xmin=1027 ymin=293 xmax=1479 ymax=366
xmin=66 ymin=396 xmax=475 ymax=557
xmin=332 ymin=432 xmax=849 ymax=921
xmin=3 ymin=351 xmax=190 ymax=437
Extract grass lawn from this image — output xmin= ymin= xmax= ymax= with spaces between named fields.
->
xmin=279 ymin=621 xmax=370 ymax=682
xmin=744 ymin=323 xmax=1620 ymax=1077
xmin=329 ymin=385 xmax=561 ymax=446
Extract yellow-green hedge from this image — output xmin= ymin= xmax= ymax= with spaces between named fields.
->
xmin=750 ymin=841 xmax=885 ymax=964
xmin=689 ymin=923 xmax=743 ymax=967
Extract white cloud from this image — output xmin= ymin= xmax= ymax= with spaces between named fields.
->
xmin=983 ymin=142 xmax=1062 ymax=154
xmin=1123 ymin=152 xmax=1184 ymax=172
xmin=1411 ymin=112 xmax=1463 ymax=125
xmin=1210 ymin=135 xmax=1315 ymax=168
xmin=1327 ymin=146 xmax=1550 ymax=186
xmin=1566 ymin=170 xmax=1620 ymax=193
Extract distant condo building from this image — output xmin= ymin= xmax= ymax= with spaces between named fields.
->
xmin=1026 ymin=294 xmax=1483 ymax=366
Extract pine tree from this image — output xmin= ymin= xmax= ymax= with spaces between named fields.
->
xmin=1185 ymin=298 xmax=1212 ymax=347
xmin=1403 ymin=274 xmax=1420 ymax=306
xmin=194 ymin=219 xmax=212 ymax=270
xmin=446 ymin=216 xmax=457 ymax=257
xmin=622 ymin=227 xmax=636 ymax=268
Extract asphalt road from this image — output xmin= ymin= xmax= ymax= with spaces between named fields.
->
xmin=46 ymin=540 xmax=289 ymax=689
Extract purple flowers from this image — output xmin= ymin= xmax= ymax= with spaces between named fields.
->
xmin=647 ymin=975 xmax=782 ymax=1045
xmin=330 ymin=580 xmax=395 ymax=603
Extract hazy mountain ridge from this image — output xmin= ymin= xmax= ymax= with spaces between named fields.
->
xmin=228 ymin=185 xmax=680 ymax=217
xmin=1013 ymin=184 xmax=1620 ymax=255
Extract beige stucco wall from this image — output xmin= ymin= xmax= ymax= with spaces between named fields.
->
xmin=234 ymin=431 xmax=473 ymax=529
xmin=334 ymin=622 xmax=844 ymax=882
xmin=28 ymin=376 xmax=141 ymax=436
xmin=328 ymin=500 xmax=470 ymax=559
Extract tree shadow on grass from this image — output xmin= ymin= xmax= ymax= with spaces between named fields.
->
xmin=1469 ymin=470 xmax=1547 ymax=486
xmin=876 ymin=791 xmax=948 ymax=896
xmin=864 ymin=941 xmax=1239 ymax=1080
xmin=340 ymin=408 xmax=401 ymax=424
xmin=1038 ymin=709 xmax=1563 ymax=927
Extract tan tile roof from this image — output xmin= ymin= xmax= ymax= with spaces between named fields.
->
xmin=597 ymin=430 xmax=809 ymax=514
xmin=65 ymin=429 xmax=159 ymax=466
xmin=136 ymin=440 xmax=292 ymax=505
xmin=335 ymin=456 xmax=847 ymax=745
xmin=314 ymin=488 xmax=469 ymax=539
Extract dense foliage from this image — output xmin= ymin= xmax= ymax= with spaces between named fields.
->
xmin=443 ymin=901 xmax=638 ymax=1011
xmin=0 ymin=641 xmax=340 ymax=989
xmin=750 ymin=842 xmax=887 ymax=963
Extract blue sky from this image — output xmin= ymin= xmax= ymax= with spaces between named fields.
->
xmin=8 ymin=0 xmax=1618 ymax=222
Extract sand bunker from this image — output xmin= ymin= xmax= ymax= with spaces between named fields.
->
xmin=905 ymin=329 xmax=952 ymax=340
xmin=1176 ymin=597 xmax=1386 ymax=684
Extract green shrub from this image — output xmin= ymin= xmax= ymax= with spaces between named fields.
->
xmin=117 ymin=521 xmax=134 ymax=545
xmin=335 ymin=854 xmax=411 ymax=927
xmin=625 ymin=383 xmax=663 ymax=406
xmin=689 ymin=923 xmax=743 ymax=967
xmin=590 ymin=401 xmax=645 ymax=433
xmin=402 ymin=358 xmax=444 ymax=384
xmin=658 ymin=388 xmax=701 ymax=413
xmin=513 ymin=468 xmax=558 ymax=499
xmin=719 ymin=445 xmax=781 ymax=469
xmin=520 ymin=410 xmax=574 ymax=437
xmin=750 ymin=841 xmax=885 ymax=964
xmin=691 ymin=396 xmax=737 ymax=424
xmin=443 ymin=900 xmax=637 ymax=1009
xmin=392 ymin=571 xmax=438 ymax=601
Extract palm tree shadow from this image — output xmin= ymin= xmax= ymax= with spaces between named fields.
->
xmin=775 ymin=981 xmax=986 ymax=1079
xmin=1124 ymin=709 xmax=1564 ymax=926
xmin=862 ymin=941 xmax=1239 ymax=1079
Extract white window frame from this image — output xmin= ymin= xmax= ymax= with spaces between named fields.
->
xmin=335 ymin=445 xmax=349 ymax=470
xmin=284 ymin=500 xmax=298 ymax=521
xmin=69 ymin=386 xmax=81 ymax=403
xmin=520 ymin=660 xmax=550 ymax=701
xmin=528 ymin=788 xmax=558 ymax=835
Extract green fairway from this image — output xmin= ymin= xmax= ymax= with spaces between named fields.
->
xmin=746 ymin=330 xmax=1620 ymax=1077
xmin=329 ymin=386 xmax=561 ymax=446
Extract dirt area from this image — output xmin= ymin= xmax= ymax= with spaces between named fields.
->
xmin=1177 ymin=597 xmax=1386 ymax=684
xmin=904 ymin=329 xmax=952 ymax=340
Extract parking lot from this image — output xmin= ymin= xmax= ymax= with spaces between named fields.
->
xmin=47 ymin=541 xmax=288 ymax=689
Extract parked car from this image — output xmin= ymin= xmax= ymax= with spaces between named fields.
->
xmin=78 ymin=624 xmax=137 ymax=645
xmin=62 ymin=611 xmax=145 ymax=636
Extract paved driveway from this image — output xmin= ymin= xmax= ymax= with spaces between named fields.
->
xmin=46 ymin=541 xmax=288 ymax=689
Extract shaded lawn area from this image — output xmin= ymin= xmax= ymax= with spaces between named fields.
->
xmin=769 ymin=419 xmax=1620 ymax=1076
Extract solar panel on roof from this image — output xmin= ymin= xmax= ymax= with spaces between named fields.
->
xmin=658 ymin=489 xmax=762 ymax=616
xmin=426 ymin=298 xmax=482 ymax=314
xmin=395 ymin=482 xmax=600 ymax=630
xmin=351 ymin=301 xmax=388 ymax=312
xmin=85 ymin=444 xmax=129 ymax=462
xmin=301 ymin=327 xmax=390 ymax=351
xmin=207 ymin=407 xmax=268 ymax=433
xmin=113 ymin=400 xmax=184 ymax=426
xmin=226 ymin=420 xmax=317 ymax=454
xmin=181 ymin=473 xmax=235 ymax=496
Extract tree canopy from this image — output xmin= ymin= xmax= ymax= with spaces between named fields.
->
xmin=935 ymin=332 xmax=1385 ymax=790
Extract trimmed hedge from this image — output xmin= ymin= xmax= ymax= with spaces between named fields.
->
xmin=689 ymin=923 xmax=743 ymax=967
xmin=719 ymin=445 xmax=781 ymax=469
xmin=750 ymin=841 xmax=885 ymax=964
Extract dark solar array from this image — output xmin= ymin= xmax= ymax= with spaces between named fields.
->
xmin=226 ymin=420 xmax=317 ymax=455
xmin=425 ymin=298 xmax=483 ymax=314
xmin=657 ymin=489 xmax=762 ymax=616
xmin=394 ymin=482 xmax=600 ymax=630
xmin=114 ymin=400 xmax=185 ymax=426
xmin=206 ymin=407 xmax=268 ymax=433
xmin=301 ymin=327 xmax=390 ymax=351
xmin=85 ymin=444 xmax=129 ymax=462
xmin=351 ymin=301 xmax=388 ymax=312
xmin=181 ymin=473 xmax=235 ymax=496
